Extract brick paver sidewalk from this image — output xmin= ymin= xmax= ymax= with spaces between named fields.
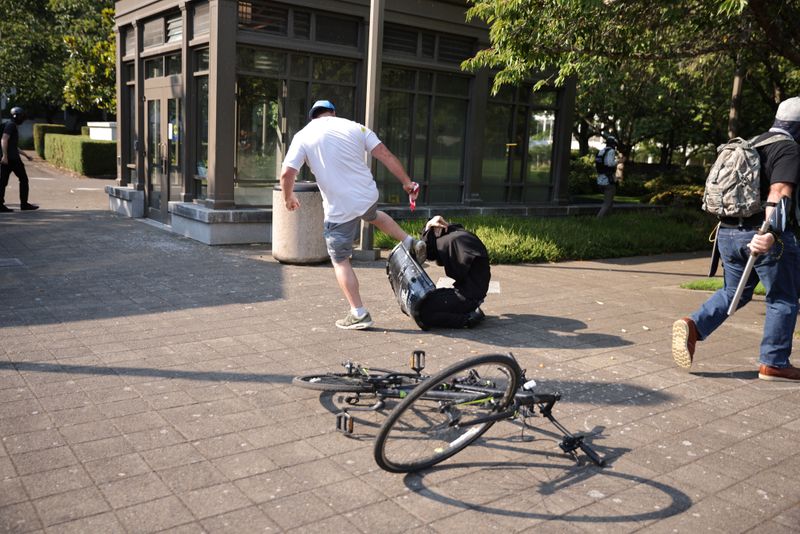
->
xmin=1 ymin=161 xmax=798 ymax=532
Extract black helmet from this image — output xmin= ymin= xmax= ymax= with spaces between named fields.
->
xmin=605 ymin=135 xmax=618 ymax=147
xmin=10 ymin=107 xmax=25 ymax=124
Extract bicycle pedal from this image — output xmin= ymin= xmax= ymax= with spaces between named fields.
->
xmin=335 ymin=411 xmax=354 ymax=434
xmin=410 ymin=350 xmax=425 ymax=374
xmin=559 ymin=435 xmax=582 ymax=454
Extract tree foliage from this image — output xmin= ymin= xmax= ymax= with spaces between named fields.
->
xmin=0 ymin=0 xmax=115 ymax=116
xmin=51 ymin=0 xmax=116 ymax=113
xmin=0 ymin=0 xmax=66 ymax=113
xmin=465 ymin=0 xmax=800 ymax=167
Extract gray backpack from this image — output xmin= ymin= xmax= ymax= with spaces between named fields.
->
xmin=702 ymin=134 xmax=792 ymax=217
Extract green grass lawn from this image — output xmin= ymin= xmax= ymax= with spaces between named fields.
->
xmin=571 ymin=194 xmax=643 ymax=204
xmin=681 ymin=278 xmax=766 ymax=295
xmin=374 ymin=208 xmax=713 ymax=264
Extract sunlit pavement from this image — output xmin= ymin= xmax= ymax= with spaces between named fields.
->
xmin=1 ymin=160 xmax=798 ymax=532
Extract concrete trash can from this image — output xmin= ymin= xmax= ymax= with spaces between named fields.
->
xmin=272 ymin=181 xmax=329 ymax=264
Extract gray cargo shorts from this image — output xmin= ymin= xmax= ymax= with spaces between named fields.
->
xmin=324 ymin=202 xmax=379 ymax=263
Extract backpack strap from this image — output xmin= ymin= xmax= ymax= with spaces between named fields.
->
xmin=751 ymin=133 xmax=794 ymax=148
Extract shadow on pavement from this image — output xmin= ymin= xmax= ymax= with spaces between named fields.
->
xmin=402 ymin=459 xmax=692 ymax=523
xmin=0 ymin=360 xmax=294 ymax=385
xmin=384 ymin=313 xmax=634 ymax=350
xmin=691 ymin=370 xmax=759 ymax=380
xmin=0 ymin=209 xmax=287 ymax=327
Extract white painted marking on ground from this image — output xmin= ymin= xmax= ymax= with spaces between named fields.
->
xmin=436 ymin=277 xmax=455 ymax=288
xmin=72 ymin=188 xmax=102 ymax=191
xmin=30 ymin=177 xmax=55 ymax=181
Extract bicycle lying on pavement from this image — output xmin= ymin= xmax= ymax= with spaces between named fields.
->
xmin=293 ymin=351 xmax=605 ymax=472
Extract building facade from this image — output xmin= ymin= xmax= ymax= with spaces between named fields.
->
xmin=111 ymin=0 xmax=576 ymax=244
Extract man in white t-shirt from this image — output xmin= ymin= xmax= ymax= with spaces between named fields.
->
xmin=279 ymin=100 xmax=425 ymax=330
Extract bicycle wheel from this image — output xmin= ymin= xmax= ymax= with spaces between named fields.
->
xmin=374 ymin=353 xmax=521 ymax=473
xmin=293 ymin=373 xmax=374 ymax=393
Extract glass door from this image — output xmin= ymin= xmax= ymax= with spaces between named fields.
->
xmin=167 ymin=98 xmax=183 ymax=205
xmin=144 ymin=92 xmax=183 ymax=223
xmin=146 ymin=99 xmax=164 ymax=219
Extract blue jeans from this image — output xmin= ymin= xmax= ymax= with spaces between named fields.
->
xmin=691 ymin=227 xmax=800 ymax=368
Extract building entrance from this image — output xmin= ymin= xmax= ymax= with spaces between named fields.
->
xmin=144 ymin=86 xmax=183 ymax=223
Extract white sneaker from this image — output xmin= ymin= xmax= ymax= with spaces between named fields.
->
xmin=335 ymin=311 xmax=373 ymax=330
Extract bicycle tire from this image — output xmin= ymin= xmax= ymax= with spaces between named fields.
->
xmin=374 ymin=353 xmax=521 ymax=473
xmin=292 ymin=373 xmax=375 ymax=393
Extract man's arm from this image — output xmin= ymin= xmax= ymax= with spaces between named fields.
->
xmin=750 ymin=182 xmax=793 ymax=254
xmin=1 ymin=133 xmax=8 ymax=165
xmin=279 ymin=166 xmax=301 ymax=211
xmin=371 ymin=143 xmax=418 ymax=199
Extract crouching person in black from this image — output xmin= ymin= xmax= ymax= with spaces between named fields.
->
xmin=418 ymin=216 xmax=490 ymax=328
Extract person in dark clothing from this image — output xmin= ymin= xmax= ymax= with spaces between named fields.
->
xmin=418 ymin=216 xmax=490 ymax=328
xmin=1 ymin=107 xmax=37 ymax=212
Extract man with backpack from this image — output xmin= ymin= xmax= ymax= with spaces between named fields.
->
xmin=595 ymin=136 xmax=619 ymax=218
xmin=672 ymin=96 xmax=800 ymax=382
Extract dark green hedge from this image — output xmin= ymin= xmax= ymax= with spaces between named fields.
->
xmin=44 ymin=133 xmax=116 ymax=176
xmin=33 ymin=124 xmax=69 ymax=158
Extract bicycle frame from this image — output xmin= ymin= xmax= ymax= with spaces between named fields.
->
xmin=295 ymin=351 xmax=606 ymax=468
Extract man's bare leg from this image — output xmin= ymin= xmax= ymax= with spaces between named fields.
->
xmin=332 ymin=258 xmax=363 ymax=309
xmin=370 ymin=210 xmax=408 ymax=241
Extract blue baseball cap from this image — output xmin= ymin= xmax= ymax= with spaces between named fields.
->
xmin=308 ymin=100 xmax=335 ymax=120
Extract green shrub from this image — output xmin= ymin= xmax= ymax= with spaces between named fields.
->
xmin=33 ymin=124 xmax=70 ymax=158
xmin=568 ymin=153 xmax=597 ymax=196
xmin=646 ymin=185 xmax=704 ymax=208
xmin=374 ymin=209 xmax=713 ymax=264
xmin=44 ymin=133 xmax=116 ymax=176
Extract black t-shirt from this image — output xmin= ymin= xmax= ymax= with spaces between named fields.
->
xmin=753 ymin=131 xmax=800 ymax=225
xmin=2 ymin=121 xmax=20 ymax=162
xmin=754 ymin=131 xmax=800 ymax=190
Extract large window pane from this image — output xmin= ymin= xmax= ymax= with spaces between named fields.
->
xmin=436 ymin=74 xmax=469 ymax=97
xmin=429 ymin=96 xmax=466 ymax=201
xmin=382 ymin=66 xmax=415 ymax=91
xmin=316 ymin=15 xmax=358 ymax=47
xmin=238 ymin=47 xmax=286 ymax=75
xmin=236 ymin=76 xmax=282 ymax=205
xmin=377 ymin=90 xmax=413 ymax=203
xmin=310 ymin=83 xmax=354 ymax=120
xmin=193 ymin=2 xmax=210 ymax=37
xmin=526 ymin=110 xmax=555 ymax=196
xmin=481 ymin=102 xmax=512 ymax=201
xmin=312 ymin=57 xmax=355 ymax=84
xmin=413 ymin=96 xmax=430 ymax=183
xmin=195 ymin=76 xmax=209 ymax=199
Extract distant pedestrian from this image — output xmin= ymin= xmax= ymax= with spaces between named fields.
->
xmin=417 ymin=215 xmax=490 ymax=329
xmin=672 ymin=96 xmax=800 ymax=382
xmin=1 ymin=107 xmax=38 ymax=212
xmin=279 ymin=100 xmax=425 ymax=330
xmin=595 ymin=136 xmax=619 ymax=218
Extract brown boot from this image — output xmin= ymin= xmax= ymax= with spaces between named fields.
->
xmin=672 ymin=317 xmax=697 ymax=369
xmin=758 ymin=364 xmax=800 ymax=382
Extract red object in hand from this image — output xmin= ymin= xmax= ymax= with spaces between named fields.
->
xmin=409 ymin=182 xmax=419 ymax=211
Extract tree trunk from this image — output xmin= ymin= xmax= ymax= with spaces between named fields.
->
xmin=574 ymin=120 xmax=591 ymax=156
xmin=728 ymin=58 xmax=745 ymax=139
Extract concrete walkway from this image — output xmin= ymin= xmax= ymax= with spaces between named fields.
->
xmin=1 ymin=161 xmax=798 ymax=533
